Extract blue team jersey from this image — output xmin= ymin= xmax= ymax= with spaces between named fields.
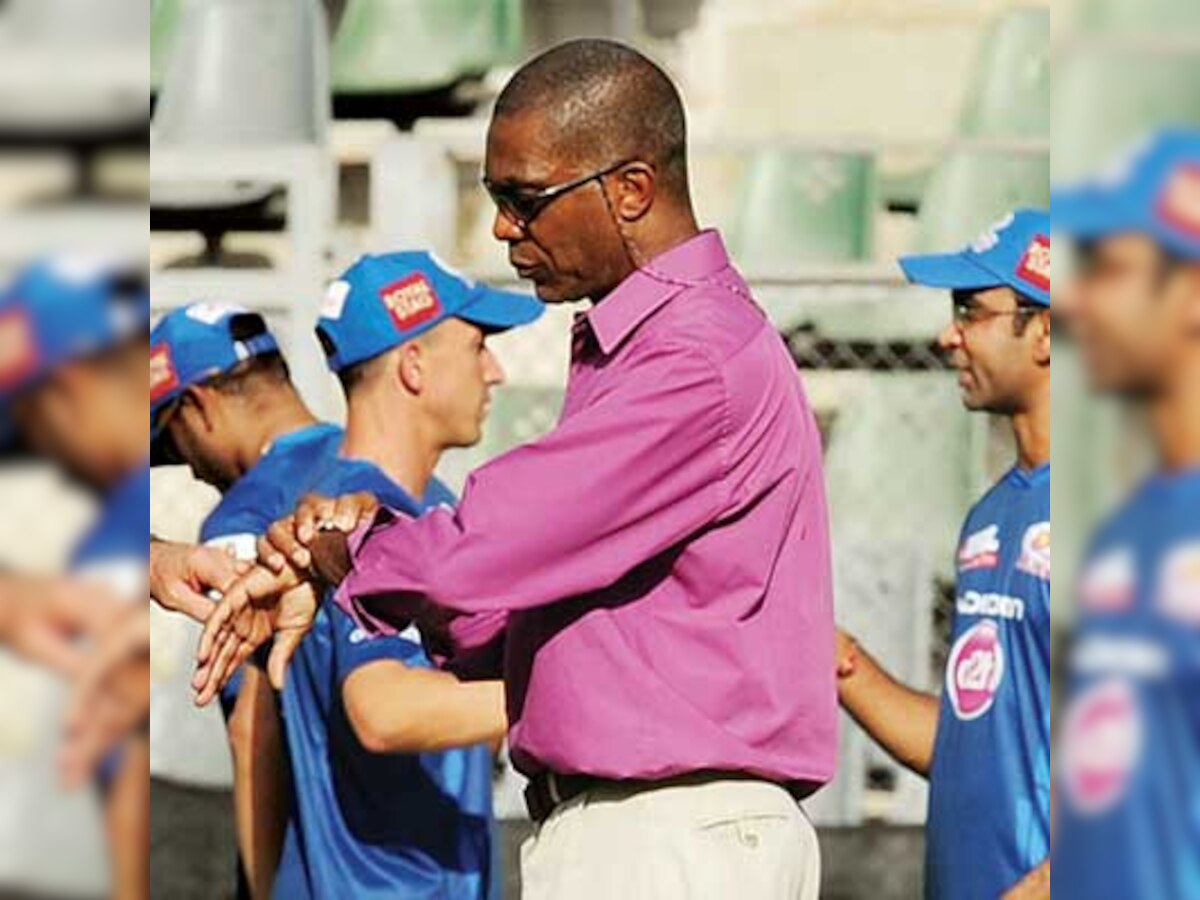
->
xmin=925 ymin=464 xmax=1051 ymax=900
xmin=72 ymin=465 xmax=150 ymax=579
xmin=200 ymin=423 xmax=345 ymax=549
xmin=200 ymin=423 xmax=343 ymax=713
xmin=273 ymin=458 xmax=495 ymax=900
xmin=1054 ymin=470 xmax=1200 ymax=900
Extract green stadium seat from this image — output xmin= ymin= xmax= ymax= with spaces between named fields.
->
xmin=1077 ymin=0 xmax=1200 ymax=34
xmin=914 ymin=143 xmax=1049 ymax=252
xmin=957 ymin=8 xmax=1050 ymax=139
xmin=1054 ymin=42 xmax=1200 ymax=181
xmin=152 ymin=0 xmax=183 ymax=93
xmin=727 ymin=148 xmax=876 ymax=268
xmin=331 ymin=0 xmax=523 ymax=96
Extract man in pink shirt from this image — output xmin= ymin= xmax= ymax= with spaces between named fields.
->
xmin=197 ymin=39 xmax=836 ymax=900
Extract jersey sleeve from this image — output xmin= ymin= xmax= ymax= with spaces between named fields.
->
xmin=330 ymin=603 xmax=429 ymax=686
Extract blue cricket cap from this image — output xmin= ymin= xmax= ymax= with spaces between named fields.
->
xmin=1052 ymin=129 xmax=1200 ymax=260
xmin=149 ymin=302 xmax=280 ymax=458
xmin=900 ymin=209 xmax=1051 ymax=307
xmin=316 ymin=251 xmax=544 ymax=372
xmin=0 ymin=256 xmax=149 ymax=408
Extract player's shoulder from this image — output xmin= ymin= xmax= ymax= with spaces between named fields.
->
xmin=972 ymin=464 xmax=1049 ymax=519
xmin=73 ymin=467 xmax=150 ymax=571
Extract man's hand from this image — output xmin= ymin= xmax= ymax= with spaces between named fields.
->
xmin=192 ymin=561 xmax=319 ymax=705
xmin=150 ymin=539 xmax=248 ymax=621
xmin=1001 ymin=861 xmax=1050 ymax=900
xmin=60 ymin=605 xmax=150 ymax=786
xmin=257 ymin=492 xmax=379 ymax=577
xmin=0 ymin=575 xmax=118 ymax=675
xmin=835 ymin=628 xmax=859 ymax=679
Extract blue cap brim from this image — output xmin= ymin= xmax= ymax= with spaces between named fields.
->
xmin=1050 ymin=185 xmax=1142 ymax=241
xmin=899 ymin=252 xmax=1004 ymax=292
xmin=456 ymin=287 xmax=545 ymax=333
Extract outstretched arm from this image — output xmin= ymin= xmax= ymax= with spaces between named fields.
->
xmin=836 ymin=629 xmax=940 ymax=777
xmin=1002 ymin=860 xmax=1050 ymax=900
xmin=343 ymin=665 xmax=507 ymax=754
xmin=150 ymin=538 xmax=248 ymax=622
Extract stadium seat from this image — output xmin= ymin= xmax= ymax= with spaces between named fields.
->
xmin=727 ymin=148 xmax=876 ymax=268
xmin=1076 ymin=0 xmax=1200 ymax=34
xmin=331 ymin=0 xmax=523 ymax=124
xmin=0 ymin=0 xmax=148 ymax=195
xmin=151 ymin=0 xmax=183 ymax=95
xmin=914 ymin=143 xmax=1049 ymax=252
xmin=151 ymin=0 xmax=330 ymax=262
xmin=2 ymin=0 xmax=146 ymax=45
xmin=957 ymin=7 xmax=1050 ymax=140
xmin=1054 ymin=41 xmax=1200 ymax=181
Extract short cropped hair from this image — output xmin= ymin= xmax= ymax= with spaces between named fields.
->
xmin=494 ymin=39 xmax=690 ymax=201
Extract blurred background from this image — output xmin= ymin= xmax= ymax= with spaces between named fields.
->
xmin=0 ymin=0 xmax=1191 ymax=897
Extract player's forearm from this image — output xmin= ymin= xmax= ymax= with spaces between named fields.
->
xmin=228 ymin=669 xmax=287 ymax=900
xmin=344 ymin=664 xmax=507 ymax=754
xmin=838 ymin=638 xmax=939 ymax=776
xmin=1002 ymin=859 xmax=1050 ymax=899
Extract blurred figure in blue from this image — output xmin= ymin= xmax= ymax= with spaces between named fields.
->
xmin=0 ymin=257 xmax=150 ymax=900
xmin=1054 ymin=129 xmax=1200 ymax=900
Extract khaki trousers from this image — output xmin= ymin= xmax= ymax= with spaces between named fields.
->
xmin=520 ymin=777 xmax=821 ymax=900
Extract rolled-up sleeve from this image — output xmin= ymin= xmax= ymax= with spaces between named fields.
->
xmin=334 ymin=342 xmax=731 ymax=633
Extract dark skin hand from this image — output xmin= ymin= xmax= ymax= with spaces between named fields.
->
xmin=257 ymin=492 xmax=380 ymax=578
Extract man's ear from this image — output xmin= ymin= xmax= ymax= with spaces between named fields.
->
xmin=1033 ymin=311 xmax=1051 ymax=367
xmin=396 ymin=343 xmax=425 ymax=395
xmin=183 ymin=385 xmax=219 ymax=433
xmin=614 ymin=162 xmax=656 ymax=223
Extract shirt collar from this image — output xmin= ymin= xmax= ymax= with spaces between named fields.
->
xmin=585 ymin=229 xmax=732 ymax=357
xmin=1008 ymin=461 xmax=1050 ymax=488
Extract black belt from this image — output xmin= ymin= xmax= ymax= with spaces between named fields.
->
xmin=524 ymin=770 xmax=821 ymax=825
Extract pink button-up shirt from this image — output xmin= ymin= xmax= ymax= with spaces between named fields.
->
xmin=335 ymin=230 xmax=837 ymax=785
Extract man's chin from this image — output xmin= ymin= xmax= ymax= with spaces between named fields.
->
xmin=526 ymin=275 xmax=585 ymax=305
xmin=531 ymin=284 xmax=573 ymax=304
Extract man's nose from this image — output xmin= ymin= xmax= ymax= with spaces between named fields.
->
xmin=484 ymin=349 xmax=506 ymax=386
xmin=492 ymin=208 xmax=524 ymax=243
xmin=937 ymin=321 xmax=962 ymax=352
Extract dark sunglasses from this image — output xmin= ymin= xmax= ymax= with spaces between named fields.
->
xmin=482 ymin=159 xmax=631 ymax=231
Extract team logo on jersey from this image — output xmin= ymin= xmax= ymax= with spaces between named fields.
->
xmin=1157 ymin=541 xmax=1200 ymax=625
xmin=1016 ymin=235 xmax=1051 ymax=292
xmin=1079 ymin=547 xmax=1137 ymax=612
xmin=958 ymin=524 xmax=1001 ymax=572
xmin=149 ymin=343 xmax=180 ymax=404
xmin=379 ymin=273 xmax=443 ymax=332
xmin=0 ymin=307 xmax=39 ymax=390
xmin=956 ymin=590 xmax=1025 ymax=621
xmin=1158 ymin=162 xmax=1200 ymax=237
xmin=1017 ymin=521 xmax=1051 ymax=580
xmin=946 ymin=619 xmax=1005 ymax=721
xmin=1060 ymin=678 xmax=1143 ymax=816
